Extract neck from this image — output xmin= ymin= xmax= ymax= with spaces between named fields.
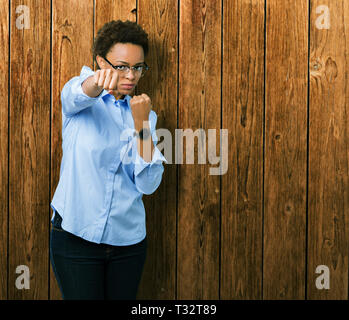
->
xmin=114 ymin=93 xmax=126 ymax=100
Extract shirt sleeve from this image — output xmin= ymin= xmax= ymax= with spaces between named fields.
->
xmin=61 ymin=66 xmax=102 ymax=118
xmin=134 ymin=110 xmax=168 ymax=195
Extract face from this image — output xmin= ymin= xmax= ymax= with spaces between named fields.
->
xmin=96 ymin=42 xmax=145 ymax=99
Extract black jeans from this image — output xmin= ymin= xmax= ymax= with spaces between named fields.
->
xmin=49 ymin=212 xmax=147 ymax=300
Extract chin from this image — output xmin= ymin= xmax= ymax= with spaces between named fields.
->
xmin=128 ymin=89 xmax=136 ymax=96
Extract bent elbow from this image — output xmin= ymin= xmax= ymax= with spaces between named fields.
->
xmin=135 ymin=166 xmax=164 ymax=195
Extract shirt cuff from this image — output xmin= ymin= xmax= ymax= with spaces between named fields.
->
xmin=134 ymin=143 xmax=168 ymax=176
xmin=75 ymin=66 xmax=103 ymax=100
xmin=74 ymin=80 xmax=101 ymax=100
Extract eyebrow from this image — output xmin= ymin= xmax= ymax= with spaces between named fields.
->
xmin=116 ymin=60 xmax=144 ymax=65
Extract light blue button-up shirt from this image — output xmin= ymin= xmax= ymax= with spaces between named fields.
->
xmin=50 ymin=65 xmax=167 ymax=246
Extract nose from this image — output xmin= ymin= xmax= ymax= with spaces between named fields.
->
xmin=125 ymin=68 xmax=137 ymax=80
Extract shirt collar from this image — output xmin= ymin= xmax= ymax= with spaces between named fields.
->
xmin=102 ymin=92 xmax=131 ymax=108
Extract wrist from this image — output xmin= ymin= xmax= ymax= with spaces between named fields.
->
xmin=134 ymin=118 xmax=149 ymax=131
xmin=134 ymin=127 xmax=151 ymax=140
xmin=82 ymin=76 xmax=103 ymax=98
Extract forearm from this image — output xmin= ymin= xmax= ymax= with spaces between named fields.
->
xmin=61 ymin=73 xmax=101 ymax=117
xmin=132 ymin=112 xmax=167 ymax=195
xmin=82 ymin=75 xmax=104 ymax=98
xmin=134 ymin=120 xmax=155 ymax=163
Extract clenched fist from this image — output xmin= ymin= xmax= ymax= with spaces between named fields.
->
xmin=130 ymin=94 xmax=152 ymax=127
xmin=93 ymin=68 xmax=120 ymax=95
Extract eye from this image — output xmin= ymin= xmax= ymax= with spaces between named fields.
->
xmin=115 ymin=65 xmax=127 ymax=70
xmin=134 ymin=66 xmax=143 ymax=71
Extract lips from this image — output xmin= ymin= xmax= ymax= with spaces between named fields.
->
xmin=121 ymin=84 xmax=135 ymax=89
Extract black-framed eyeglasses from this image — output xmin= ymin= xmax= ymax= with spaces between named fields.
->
xmin=103 ymin=56 xmax=149 ymax=77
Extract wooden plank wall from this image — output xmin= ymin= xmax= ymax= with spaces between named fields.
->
xmin=0 ymin=0 xmax=348 ymax=300
xmin=0 ymin=0 xmax=9 ymax=301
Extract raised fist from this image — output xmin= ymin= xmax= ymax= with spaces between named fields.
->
xmin=93 ymin=68 xmax=120 ymax=95
xmin=130 ymin=94 xmax=152 ymax=125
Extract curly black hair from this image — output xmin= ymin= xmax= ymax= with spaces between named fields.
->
xmin=92 ymin=20 xmax=149 ymax=70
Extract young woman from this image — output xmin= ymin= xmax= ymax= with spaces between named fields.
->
xmin=49 ymin=20 xmax=167 ymax=300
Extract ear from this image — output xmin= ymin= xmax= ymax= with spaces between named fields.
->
xmin=96 ymin=55 xmax=105 ymax=69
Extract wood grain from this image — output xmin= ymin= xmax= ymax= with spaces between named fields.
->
xmin=177 ymin=0 xmax=221 ymax=299
xmin=95 ymin=0 xmax=136 ymax=36
xmin=0 ymin=0 xmax=9 ymax=300
xmin=137 ymin=0 xmax=178 ymax=299
xmin=50 ymin=0 xmax=95 ymax=299
xmin=9 ymin=0 xmax=50 ymax=299
xmin=221 ymin=0 xmax=264 ymax=299
xmin=307 ymin=0 xmax=349 ymax=299
xmin=1 ymin=0 xmax=348 ymax=300
xmin=263 ymin=0 xmax=308 ymax=299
